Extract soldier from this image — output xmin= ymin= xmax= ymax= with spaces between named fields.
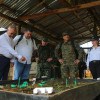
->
xmin=36 ymin=38 xmax=53 ymax=78
xmin=55 ymin=32 xmax=83 ymax=79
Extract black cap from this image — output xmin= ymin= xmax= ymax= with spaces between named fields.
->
xmin=91 ymin=36 xmax=99 ymax=41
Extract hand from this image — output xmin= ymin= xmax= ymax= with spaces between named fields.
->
xmin=87 ymin=67 xmax=90 ymax=72
xmin=10 ymin=62 xmax=14 ymax=67
xmin=47 ymin=58 xmax=52 ymax=62
xmin=74 ymin=59 xmax=80 ymax=64
xmin=20 ymin=56 xmax=26 ymax=61
xmin=36 ymin=58 xmax=40 ymax=61
xmin=59 ymin=59 xmax=63 ymax=64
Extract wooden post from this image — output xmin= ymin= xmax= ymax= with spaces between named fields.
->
xmin=17 ymin=25 xmax=21 ymax=35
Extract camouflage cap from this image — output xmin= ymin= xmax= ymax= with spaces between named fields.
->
xmin=62 ymin=32 xmax=69 ymax=36
xmin=42 ymin=38 xmax=48 ymax=42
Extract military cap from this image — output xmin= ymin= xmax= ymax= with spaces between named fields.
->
xmin=62 ymin=32 xmax=69 ymax=36
xmin=91 ymin=36 xmax=99 ymax=41
xmin=42 ymin=38 xmax=48 ymax=42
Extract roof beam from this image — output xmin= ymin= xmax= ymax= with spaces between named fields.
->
xmin=73 ymin=37 xmax=96 ymax=40
xmin=73 ymin=11 xmax=93 ymax=34
xmin=18 ymin=1 xmax=100 ymax=20
xmin=88 ymin=8 xmax=100 ymax=26
xmin=0 ymin=12 xmax=59 ymax=43
xmin=17 ymin=0 xmax=61 ymax=41
xmin=29 ymin=19 xmax=61 ymax=40
xmin=45 ymin=14 xmax=73 ymax=29
xmin=54 ymin=15 xmax=78 ymax=34
xmin=0 ymin=4 xmax=16 ymax=13
xmin=0 ymin=2 xmax=60 ymax=43
xmin=72 ymin=27 xmax=94 ymax=37
xmin=58 ymin=0 xmax=94 ymax=36
xmin=0 ymin=0 xmax=4 ymax=4
xmin=55 ymin=21 xmax=93 ymax=37
xmin=36 ymin=0 xmax=78 ymax=36
xmin=46 ymin=14 xmax=89 ymax=30
xmin=84 ymin=0 xmax=100 ymax=27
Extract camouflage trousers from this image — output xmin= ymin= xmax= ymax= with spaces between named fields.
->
xmin=36 ymin=62 xmax=51 ymax=78
xmin=61 ymin=64 xmax=78 ymax=79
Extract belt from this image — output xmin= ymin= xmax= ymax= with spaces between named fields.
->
xmin=91 ymin=60 xmax=100 ymax=63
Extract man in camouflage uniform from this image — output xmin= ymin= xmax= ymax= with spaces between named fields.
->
xmin=55 ymin=32 xmax=83 ymax=79
xmin=36 ymin=38 xmax=53 ymax=78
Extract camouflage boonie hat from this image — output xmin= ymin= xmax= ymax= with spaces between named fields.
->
xmin=42 ymin=38 xmax=48 ymax=42
xmin=62 ymin=32 xmax=69 ymax=36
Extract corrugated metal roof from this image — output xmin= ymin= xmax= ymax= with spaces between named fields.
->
xmin=0 ymin=0 xmax=99 ymax=44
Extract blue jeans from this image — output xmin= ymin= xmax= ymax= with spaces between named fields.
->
xmin=14 ymin=60 xmax=31 ymax=80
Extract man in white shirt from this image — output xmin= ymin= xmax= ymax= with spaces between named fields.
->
xmin=0 ymin=25 xmax=26 ymax=80
xmin=13 ymin=28 xmax=37 ymax=80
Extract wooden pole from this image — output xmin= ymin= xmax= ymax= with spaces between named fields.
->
xmin=0 ymin=4 xmax=16 ymax=13
xmin=17 ymin=25 xmax=21 ymax=35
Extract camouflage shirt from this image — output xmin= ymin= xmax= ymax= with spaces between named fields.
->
xmin=55 ymin=41 xmax=83 ymax=65
xmin=36 ymin=44 xmax=53 ymax=62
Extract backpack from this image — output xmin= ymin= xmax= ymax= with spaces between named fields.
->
xmin=15 ymin=34 xmax=35 ymax=46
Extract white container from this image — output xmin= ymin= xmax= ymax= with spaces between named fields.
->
xmin=45 ymin=87 xmax=53 ymax=94
xmin=39 ymin=88 xmax=45 ymax=94
xmin=33 ymin=88 xmax=38 ymax=94
xmin=33 ymin=87 xmax=53 ymax=95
